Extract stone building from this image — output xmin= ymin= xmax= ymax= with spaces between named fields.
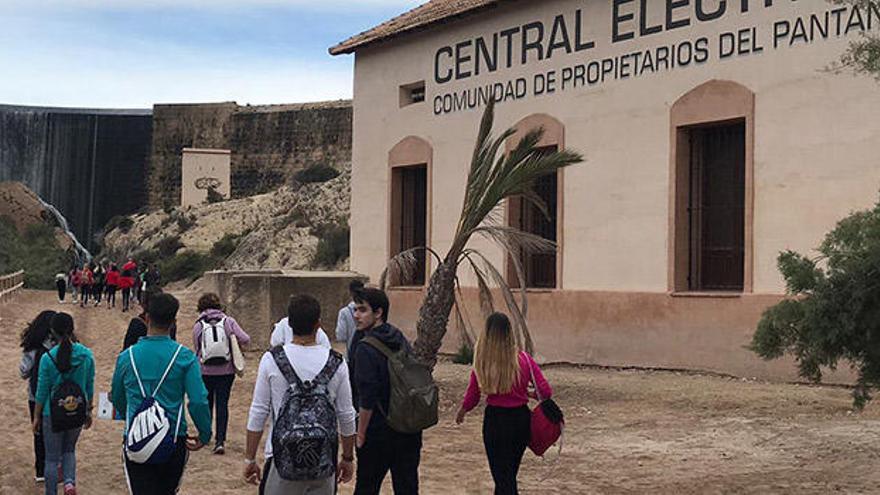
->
xmin=148 ymin=100 xmax=352 ymax=209
xmin=332 ymin=0 xmax=880 ymax=379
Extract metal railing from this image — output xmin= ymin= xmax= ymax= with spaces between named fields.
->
xmin=0 ymin=270 xmax=24 ymax=303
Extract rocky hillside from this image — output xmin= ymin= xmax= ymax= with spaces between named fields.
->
xmin=0 ymin=181 xmax=78 ymax=288
xmin=99 ymin=167 xmax=350 ymax=273
xmin=0 ymin=181 xmax=78 ymax=252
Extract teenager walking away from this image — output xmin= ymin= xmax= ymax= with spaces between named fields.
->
xmin=69 ymin=267 xmax=81 ymax=304
xmin=456 ymin=313 xmax=553 ymax=495
xmin=270 ymin=307 xmax=331 ymax=348
xmin=33 ymin=312 xmax=96 ymax=495
xmin=351 ymin=288 xmax=423 ymax=495
xmin=55 ymin=273 xmax=67 ymax=304
xmin=92 ymin=263 xmax=105 ymax=306
xmin=79 ymin=265 xmax=93 ymax=308
xmin=111 ymin=293 xmax=212 ymax=495
xmin=105 ymin=264 xmax=119 ymax=309
xmin=123 ymin=289 xmax=178 ymax=350
xmin=335 ymin=280 xmax=364 ymax=353
xmin=119 ymin=268 xmax=135 ymax=312
xmin=244 ymin=294 xmax=356 ymax=495
xmin=193 ymin=293 xmax=251 ymax=455
xmin=19 ymin=310 xmax=58 ymax=483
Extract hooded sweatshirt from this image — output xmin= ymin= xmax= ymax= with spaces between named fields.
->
xmin=192 ymin=309 xmax=251 ymax=376
xmin=354 ymin=322 xmax=412 ymax=434
xmin=35 ymin=343 xmax=96 ymax=418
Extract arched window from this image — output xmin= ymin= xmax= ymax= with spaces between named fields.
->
xmin=669 ymin=80 xmax=755 ymax=293
xmin=506 ymin=114 xmax=565 ymax=289
xmin=388 ymin=136 xmax=432 ymax=286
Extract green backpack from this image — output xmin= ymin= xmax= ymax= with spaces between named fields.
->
xmin=362 ymin=336 xmax=439 ymax=434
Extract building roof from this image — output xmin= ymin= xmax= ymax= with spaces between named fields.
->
xmin=329 ymin=0 xmax=506 ymax=55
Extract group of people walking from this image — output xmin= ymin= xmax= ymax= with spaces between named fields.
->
xmin=20 ymin=278 xmax=556 ymax=495
xmin=55 ymin=258 xmax=159 ymax=312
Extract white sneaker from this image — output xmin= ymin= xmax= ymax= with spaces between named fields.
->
xmin=34 ymin=476 xmax=45 ymax=483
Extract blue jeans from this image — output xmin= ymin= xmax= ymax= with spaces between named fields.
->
xmin=43 ymin=424 xmax=81 ymax=492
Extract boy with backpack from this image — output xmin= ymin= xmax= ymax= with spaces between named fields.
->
xmin=352 ymin=288 xmax=438 ymax=495
xmin=244 ymin=294 xmax=356 ymax=495
xmin=111 ymin=293 xmax=212 ymax=495
xmin=192 ymin=292 xmax=251 ymax=455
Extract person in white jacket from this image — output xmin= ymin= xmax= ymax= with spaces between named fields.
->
xmin=270 ymin=315 xmax=331 ymax=348
xmin=244 ymin=295 xmax=356 ymax=494
xmin=335 ymin=280 xmax=364 ymax=352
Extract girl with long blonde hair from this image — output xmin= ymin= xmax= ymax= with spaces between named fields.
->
xmin=456 ymin=313 xmax=553 ymax=495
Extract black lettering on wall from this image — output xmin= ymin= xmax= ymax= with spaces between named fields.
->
xmin=521 ymin=22 xmax=545 ymax=64
xmin=434 ymin=47 xmax=453 ymax=84
xmin=455 ymin=40 xmax=473 ymax=80
xmin=666 ymin=0 xmax=692 ymax=30
xmin=547 ymin=14 xmax=573 ymax=57
xmin=574 ymin=9 xmax=596 ymax=51
xmin=500 ymin=27 xmax=520 ymax=68
xmin=613 ymin=0 xmax=636 ymax=42
xmin=696 ymin=0 xmax=727 ymax=21
xmin=639 ymin=0 xmax=663 ymax=36
xmin=475 ymin=34 xmax=498 ymax=76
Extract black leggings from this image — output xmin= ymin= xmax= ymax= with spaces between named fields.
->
xmin=28 ymin=401 xmax=45 ymax=478
xmin=483 ymin=405 xmax=531 ymax=495
xmin=56 ymin=281 xmax=66 ymax=302
xmin=122 ymin=288 xmax=131 ymax=311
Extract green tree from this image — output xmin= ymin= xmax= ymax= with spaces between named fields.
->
xmin=751 ymin=197 xmax=880 ymax=409
xmin=382 ymin=101 xmax=583 ymax=367
xmin=832 ymin=1 xmax=880 ymax=78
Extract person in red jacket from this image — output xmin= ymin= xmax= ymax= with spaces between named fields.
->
xmin=121 ymin=258 xmax=137 ymax=273
xmin=79 ymin=265 xmax=94 ymax=308
xmin=70 ymin=267 xmax=82 ymax=304
xmin=105 ymin=264 xmax=120 ymax=309
xmin=119 ymin=269 xmax=135 ymax=312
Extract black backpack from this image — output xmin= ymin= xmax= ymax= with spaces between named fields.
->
xmin=46 ymin=353 xmax=87 ymax=432
xmin=270 ymin=347 xmax=343 ymax=481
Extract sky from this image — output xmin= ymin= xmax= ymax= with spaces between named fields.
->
xmin=0 ymin=0 xmax=422 ymax=109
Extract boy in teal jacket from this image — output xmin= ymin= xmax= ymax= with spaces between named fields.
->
xmin=111 ymin=293 xmax=211 ymax=494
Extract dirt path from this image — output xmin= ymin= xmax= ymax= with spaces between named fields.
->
xmin=2 ymin=289 xmax=880 ymax=494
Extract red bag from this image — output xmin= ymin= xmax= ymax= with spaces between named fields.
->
xmin=527 ymin=359 xmax=564 ymax=457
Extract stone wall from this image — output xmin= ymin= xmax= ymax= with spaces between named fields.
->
xmin=201 ymin=270 xmax=368 ymax=347
xmin=148 ymin=101 xmax=352 ymax=209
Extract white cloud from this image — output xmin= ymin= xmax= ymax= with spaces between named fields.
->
xmin=0 ymin=0 xmax=422 ymax=13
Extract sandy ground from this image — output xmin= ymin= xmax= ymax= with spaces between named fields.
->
xmin=3 ymin=289 xmax=880 ymax=494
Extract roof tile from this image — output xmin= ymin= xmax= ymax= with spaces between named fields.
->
xmin=329 ymin=0 xmax=503 ymax=55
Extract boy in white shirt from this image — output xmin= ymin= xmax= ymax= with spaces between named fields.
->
xmin=244 ymin=295 xmax=356 ymax=495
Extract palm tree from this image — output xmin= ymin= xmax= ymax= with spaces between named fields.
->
xmin=380 ymin=100 xmax=584 ymax=367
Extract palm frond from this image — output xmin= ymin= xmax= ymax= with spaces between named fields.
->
xmin=379 ymin=246 xmax=443 ymax=290
xmin=463 ymin=248 xmax=534 ymax=355
xmin=471 ymin=224 xmax=556 ymax=256
xmin=460 ymin=251 xmax=496 ymax=319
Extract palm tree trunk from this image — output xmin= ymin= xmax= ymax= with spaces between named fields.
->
xmin=413 ymin=259 xmax=458 ymax=368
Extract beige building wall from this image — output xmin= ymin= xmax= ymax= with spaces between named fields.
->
xmin=348 ymin=0 xmax=880 ymax=379
xmin=181 ymin=148 xmax=231 ymax=207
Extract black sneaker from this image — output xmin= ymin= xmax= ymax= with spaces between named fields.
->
xmin=213 ymin=443 xmax=225 ymax=455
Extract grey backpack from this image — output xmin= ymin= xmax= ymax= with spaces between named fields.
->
xmin=270 ymin=347 xmax=343 ymax=481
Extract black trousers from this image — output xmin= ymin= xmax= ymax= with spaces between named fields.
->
xmin=56 ymin=281 xmax=66 ymax=302
xmin=122 ymin=288 xmax=131 ymax=311
xmin=28 ymin=401 xmax=45 ymax=478
xmin=483 ymin=405 xmax=531 ymax=495
xmin=124 ymin=440 xmax=189 ymax=495
xmin=355 ymin=428 xmax=422 ymax=495
xmin=80 ymin=285 xmax=91 ymax=305
xmin=93 ymin=284 xmax=103 ymax=303
xmin=107 ymin=286 xmax=117 ymax=306
xmin=203 ymin=374 xmax=235 ymax=445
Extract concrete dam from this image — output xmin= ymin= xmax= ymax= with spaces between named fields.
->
xmin=0 ymin=104 xmax=152 ymax=250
